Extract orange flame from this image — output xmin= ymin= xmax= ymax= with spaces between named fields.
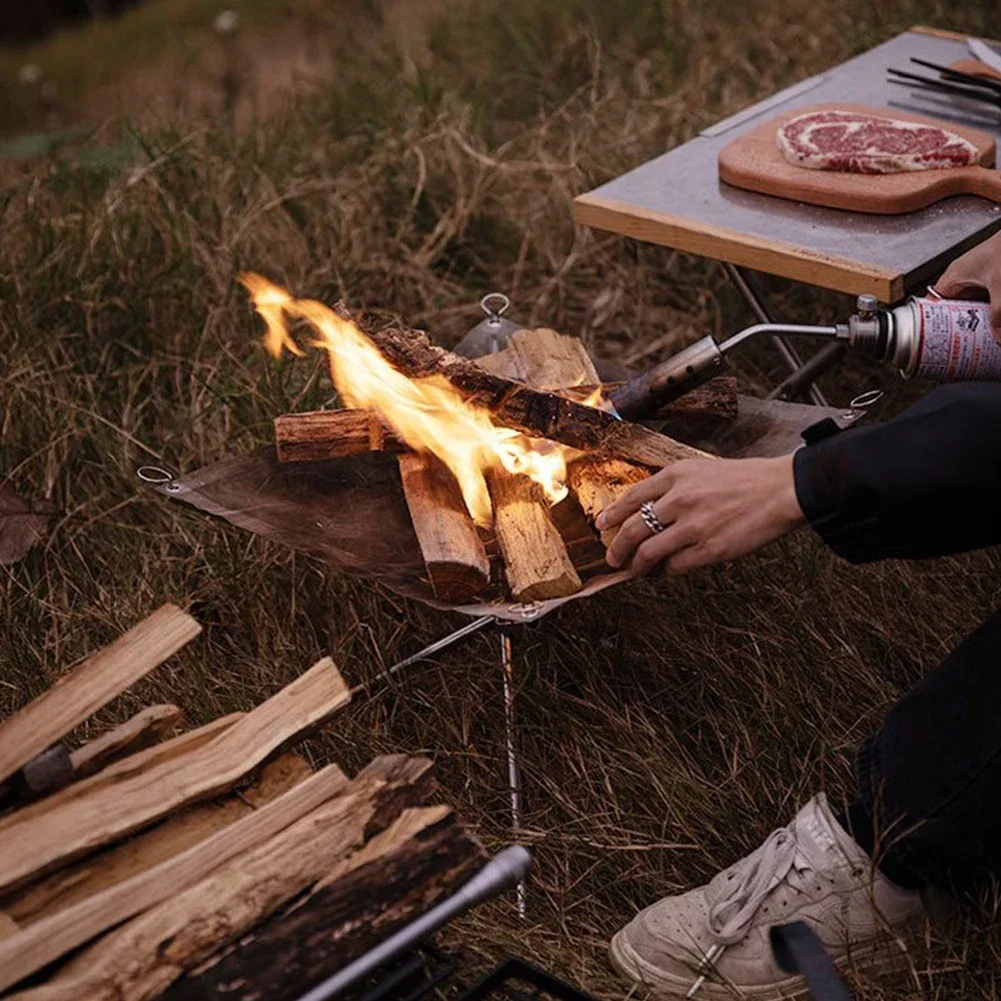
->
xmin=241 ymin=274 xmax=569 ymax=526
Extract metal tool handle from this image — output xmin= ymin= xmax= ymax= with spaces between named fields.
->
xmin=294 ymin=846 xmax=533 ymax=1001
xmin=610 ymin=321 xmax=845 ymax=418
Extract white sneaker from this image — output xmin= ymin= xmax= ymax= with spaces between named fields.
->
xmin=609 ymin=794 xmax=924 ymax=999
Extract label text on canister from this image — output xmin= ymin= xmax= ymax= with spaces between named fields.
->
xmin=913 ymin=299 xmax=1001 ymax=381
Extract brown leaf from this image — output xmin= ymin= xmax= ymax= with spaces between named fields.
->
xmin=0 ymin=484 xmax=56 ymax=566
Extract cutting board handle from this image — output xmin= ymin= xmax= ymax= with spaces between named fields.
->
xmin=969 ymin=166 xmax=1001 ymax=205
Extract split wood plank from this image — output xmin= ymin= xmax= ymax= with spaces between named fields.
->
xmin=397 ymin=452 xmax=490 ymax=602
xmin=279 ymin=322 xmax=710 ymax=469
xmin=475 ymin=327 xmax=600 ymax=388
xmin=1 ymin=749 xmax=304 ymax=927
xmin=0 ymin=659 xmax=350 ymax=896
xmin=0 ymin=763 xmax=349 ymax=993
xmin=70 ymin=705 xmax=184 ymax=781
xmin=568 ymin=458 xmax=651 ymax=547
xmin=0 ymin=605 xmax=201 ymax=787
xmin=486 ymin=470 xmax=581 ymax=602
xmin=162 ymin=806 xmax=484 ymax=1001
xmin=274 ymin=409 xmax=405 ymax=464
xmin=17 ymin=756 xmax=434 ymax=1001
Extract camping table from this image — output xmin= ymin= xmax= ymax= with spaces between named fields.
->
xmin=574 ymin=25 xmax=1001 ymax=404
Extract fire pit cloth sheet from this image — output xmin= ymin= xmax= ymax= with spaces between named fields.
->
xmin=152 ymin=396 xmax=851 ymax=622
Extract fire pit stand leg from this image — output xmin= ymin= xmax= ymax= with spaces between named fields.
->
xmin=365 ymin=615 xmax=498 ymax=690
xmin=499 ymin=629 xmax=527 ymax=918
xmin=363 ymin=615 xmax=530 ymax=917
xmin=722 ymin=262 xmax=837 ymax=407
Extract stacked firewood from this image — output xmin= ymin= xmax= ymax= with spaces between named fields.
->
xmin=0 ymin=606 xmax=483 ymax=1001
xmin=274 ymin=324 xmax=735 ymax=604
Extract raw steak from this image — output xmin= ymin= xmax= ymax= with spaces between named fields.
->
xmin=777 ymin=109 xmax=978 ymax=174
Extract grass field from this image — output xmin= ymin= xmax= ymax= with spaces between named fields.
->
xmin=3 ymin=0 xmax=1001 ymax=997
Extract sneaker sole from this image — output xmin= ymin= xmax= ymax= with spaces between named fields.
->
xmin=609 ymin=923 xmax=920 ymax=1000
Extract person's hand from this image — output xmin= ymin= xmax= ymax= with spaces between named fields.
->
xmin=935 ymin=229 xmax=1001 ymax=335
xmin=595 ymin=454 xmax=807 ymax=575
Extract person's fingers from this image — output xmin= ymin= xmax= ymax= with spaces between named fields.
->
xmin=596 ymin=470 xmax=673 ymax=530
xmin=631 ymin=524 xmax=697 ymax=575
xmin=665 ymin=543 xmax=714 ymax=575
xmin=935 ymin=264 xmax=987 ymax=301
xmin=605 ymin=509 xmax=659 ymax=568
xmin=989 ymin=277 xmax=1001 ymax=341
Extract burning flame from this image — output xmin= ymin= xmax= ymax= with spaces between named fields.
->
xmin=241 ymin=274 xmax=569 ymax=526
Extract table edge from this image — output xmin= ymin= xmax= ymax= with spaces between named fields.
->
xmin=573 ymin=192 xmax=904 ymax=301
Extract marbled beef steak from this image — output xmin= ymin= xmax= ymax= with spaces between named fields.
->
xmin=777 ymin=109 xmax=978 ymax=174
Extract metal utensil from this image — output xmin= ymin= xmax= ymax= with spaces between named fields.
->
xmin=909 ymin=57 xmax=1001 ymax=95
xmin=886 ymin=68 xmax=1001 ymax=111
xmin=294 ymin=847 xmax=533 ymax=1001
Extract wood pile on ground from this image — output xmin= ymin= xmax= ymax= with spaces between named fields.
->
xmin=0 ymin=606 xmax=484 ymax=1001
xmin=275 ymin=324 xmax=735 ymax=604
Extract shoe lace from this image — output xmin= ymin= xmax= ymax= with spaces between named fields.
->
xmin=705 ymin=826 xmax=805 ymax=946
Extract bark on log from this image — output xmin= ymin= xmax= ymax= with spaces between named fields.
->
xmin=161 ymin=806 xmax=484 ymax=1001
xmin=397 ymin=452 xmax=490 ymax=602
xmin=70 ymin=705 xmax=184 ymax=780
xmin=0 ymin=763 xmax=349 ymax=992
xmin=274 ymin=409 xmax=405 ymax=463
xmin=486 ymin=470 xmax=581 ymax=602
xmin=569 ymin=376 xmax=739 ymax=420
xmin=0 ymin=659 xmax=349 ymax=895
xmin=0 ymin=751 xmax=309 ymax=927
xmin=278 ymin=325 xmax=709 ymax=469
xmin=16 ymin=757 xmax=434 ymax=1001
xmin=567 ymin=458 xmax=651 ymax=548
xmin=0 ymin=605 xmax=201 ymax=787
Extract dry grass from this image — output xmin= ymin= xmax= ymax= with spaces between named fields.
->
xmin=3 ymin=0 xmax=1001 ymax=997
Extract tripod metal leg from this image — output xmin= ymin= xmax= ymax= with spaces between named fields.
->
xmin=358 ymin=615 xmax=498 ymax=694
xmin=723 ymin=263 xmax=829 ymax=407
xmin=500 ymin=630 xmax=527 ymax=918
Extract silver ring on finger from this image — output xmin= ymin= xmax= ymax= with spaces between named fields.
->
xmin=639 ymin=500 xmax=667 ymax=536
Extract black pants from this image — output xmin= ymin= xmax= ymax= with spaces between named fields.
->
xmin=852 ymin=609 xmax=1001 ymax=887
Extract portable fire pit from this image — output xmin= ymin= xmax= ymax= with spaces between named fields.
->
xmin=138 ymin=282 xmax=865 ymax=910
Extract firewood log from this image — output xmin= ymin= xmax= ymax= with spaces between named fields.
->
xmin=0 ymin=750 xmax=304 ymax=927
xmin=475 ymin=327 xmax=599 ymax=387
xmin=397 ymin=452 xmax=490 ymax=602
xmin=0 ymin=659 xmax=350 ymax=895
xmin=15 ymin=757 xmax=434 ymax=1001
xmin=160 ymin=806 xmax=484 ymax=1001
xmin=0 ymin=605 xmax=201 ymax=787
xmin=0 ymin=763 xmax=349 ymax=993
xmin=274 ymin=409 xmax=405 ymax=463
xmin=69 ymin=705 xmax=184 ymax=780
xmin=563 ymin=376 xmax=739 ymax=420
xmin=568 ymin=457 xmax=651 ymax=547
xmin=276 ymin=324 xmax=710 ymax=469
xmin=486 ymin=470 xmax=581 ymax=602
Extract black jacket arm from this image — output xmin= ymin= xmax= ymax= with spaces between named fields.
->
xmin=793 ymin=383 xmax=1001 ymax=562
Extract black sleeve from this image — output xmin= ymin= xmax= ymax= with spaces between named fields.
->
xmin=793 ymin=382 xmax=1001 ymax=562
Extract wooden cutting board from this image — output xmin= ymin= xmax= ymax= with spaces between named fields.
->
xmin=718 ymin=102 xmax=1001 ymax=214
xmin=949 ymin=59 xmax=1001 ymax=83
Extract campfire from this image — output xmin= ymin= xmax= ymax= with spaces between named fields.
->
xmin=243 ymin=276 xmax=732 ymax=605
